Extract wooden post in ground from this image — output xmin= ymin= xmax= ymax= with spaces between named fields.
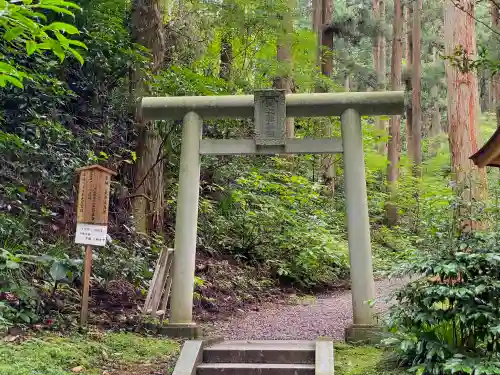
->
xmin=75 ymin=165 xmax=116 ymax=327
xmin=80 ymin=245 xmax=93 ymax=326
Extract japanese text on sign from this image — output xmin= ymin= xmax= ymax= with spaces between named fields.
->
xmin=75 ymin=223 xmax=108 ymax=246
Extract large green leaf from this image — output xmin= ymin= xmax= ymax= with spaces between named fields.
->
xmin=26 ymin=40 xmax=37 ymax=55
xmin=3 ymin=26 xmax=25 ymax=42
xmin=44 ymin=22 xmax=79 ymax=35
xmin=50 ymin=261 xmax=69 ymax=281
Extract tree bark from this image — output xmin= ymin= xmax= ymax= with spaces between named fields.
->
xmin=275 ymin=0 xmax=295 ymax=138
xmin=220 ymin=33 xmax=232 ymax=81
xmin=131 ymin=0 xmax=166 ymax=234
xmin=411 ymin=0 xmax=422 ymax=172
xmin=374 ymin=0 xmax=387 ymax=154
xmin=313 ymin=0 xmax=322 ymax=68
xmin=491 ymin=0 xmax=500 ymax=126
xmin=444 ymin=0 xmax=487 ymax=205
xmin=315 ymin=0 xmax=335 ymax=195
xmin=405 ymin=4 xmax=413 ymax=158
xmin=320 ymin=0 xmax=334 ymax=79
xmin=430 ymin=47 xmax=441 ymax=138
xmin=386 ymin=0 xmax=403 ymax=226
xmin=372 ymin=0 xmax=379 ymax=82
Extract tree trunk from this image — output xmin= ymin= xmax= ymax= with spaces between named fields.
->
xmin=491 ymin=0 xmax=500 ymax=126
xmin=386 ymin=0 xmax=403 ymax=226
xmin=275 ymin=0 xmax=295 ymax=138
xmin=320 ymin=0 xmax=334 ymax=79
xmin=430 ymin=47 xmax=441 ymax=137
xmin=444 ymin=0 xmax=487 ymax=205
xmin=372 ymin=0 xmax=379 ymax=82
xmin=313 ymin=0 xmax=322 ymax=68
xmin=374 ymin=0 xmax=387 ymax=154
xmin=344 ymin=73 xmax=350 ymax=91
xmin=411 ymin=0 xmax=422 ymax=172
xmin=131 ymin=0 xmax=166 ymax=234
xmin=315 ymin=0 xmax=335 ymax=195
xmin=220 ymin=33 xmax=232 ymax=81
xmin=405 ymin=4 xmax=413 ymax=157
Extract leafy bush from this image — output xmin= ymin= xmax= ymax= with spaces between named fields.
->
xmin=205 ymin=162 xmax=350 ymax=288
xmin=385 ymin=200 xmax=500 ymax=374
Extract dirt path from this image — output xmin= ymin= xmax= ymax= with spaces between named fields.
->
xmin=206 ymin=278 xmax=406 ymax=341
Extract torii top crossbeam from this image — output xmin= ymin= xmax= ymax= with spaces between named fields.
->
xmin=140 ymin=91 xmax=404 ymax=120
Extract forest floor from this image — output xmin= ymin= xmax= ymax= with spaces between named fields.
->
xmin=1 ymin=278 xmax=407 ymax=375
xmin=204 ymin=278 xmax=407 ymax=340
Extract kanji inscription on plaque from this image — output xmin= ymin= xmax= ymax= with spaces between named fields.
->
xmin=254 ymin=89 xmax=286 ymax=146
xmin=75 ymin=165 xmax=116 ymax=246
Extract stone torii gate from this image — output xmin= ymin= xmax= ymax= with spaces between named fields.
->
xmin=139 ymin=89 xmax=404 ymax=340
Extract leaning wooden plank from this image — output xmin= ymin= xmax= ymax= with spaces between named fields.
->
xmin=158 ymin=251 xmax=175 ymax=319
xmin=142 ymin=248 xmax=167 ymax=314
xmin=152 ymin=249 xmax=174 ymax=316
xmin=149 ymin=248 xmax=173 ymax=317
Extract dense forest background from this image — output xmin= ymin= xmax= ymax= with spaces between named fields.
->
xmin=3 ymin=0 xmax=500 ymax=373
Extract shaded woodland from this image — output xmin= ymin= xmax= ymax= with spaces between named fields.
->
xmin=2 ymin=0 xmax=500 ymax=373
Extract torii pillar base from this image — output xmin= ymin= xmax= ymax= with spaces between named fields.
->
xmin=345 ymin=324 xmax=385 ymax=344
xmin=159 ymin=323 xmax=202 ymax=339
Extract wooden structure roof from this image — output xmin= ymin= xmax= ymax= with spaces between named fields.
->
xmin=75 ymin=164 xmax=117 ymax=176
xmin=470 ymin=127 xmax=500 ymax=168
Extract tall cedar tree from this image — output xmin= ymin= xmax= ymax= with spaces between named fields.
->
xmin=444 ymin=0 xmax=487 ymax=200
xmin=313 ymin=0 xmax=335 ymax=194
xmin=275 ymin=0 xmax=295 ymax=138
xmin=131 ymin=0 xmax=166 ymax=233
xmin=373 ymin=0 xmax=387 ymax=154
xmin=405 ymin=5 xmax=413 ymax=158
xmin=386 ymin=0 xmax=403 ymax=226
xmin=411 ymin=0 xmax=422 ymax=172
xmin=491 ymin=0 xmax=500 ymax=127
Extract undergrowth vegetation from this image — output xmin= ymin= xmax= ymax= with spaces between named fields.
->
xmin=383 ymin=190 xmax=500 ymax=375
xmin=0 ymin=331 xmax=179 ymax=375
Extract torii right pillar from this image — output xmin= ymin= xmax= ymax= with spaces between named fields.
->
xmin=341 ymin=108 xmax=380 ymax=344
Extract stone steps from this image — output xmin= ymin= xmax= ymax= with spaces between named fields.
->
xmin=197 ymin=363 xmax=316 ymax=375
xmin=171 ymin=338 xmax=334 ymax=375
xmin=203 ymin=341 xmax=315 ymax=364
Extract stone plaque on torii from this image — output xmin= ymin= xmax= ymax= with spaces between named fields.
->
xmin=199 ymin=90 xmax=342 ymax=156
xmin=139 ymin=89 xmax=404 ymax=341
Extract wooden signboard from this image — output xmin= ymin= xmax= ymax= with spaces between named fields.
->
xmin=75 ymin=164 xmax=116 ymax=327
xmin=75 ymin=165 xmax=116 ymax=246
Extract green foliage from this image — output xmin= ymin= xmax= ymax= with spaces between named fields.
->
xmin=334 ymin=344 xmax=406 ymax=375
xmin=205 ymin=162 xmax=349 ymax=287
xmin=0 ymin=0 xmax=86 ymax=87
xmin=0 ymin=332 xmax=179 ymax=375
xmin=385 ymin=207 xmax=500 ymax=374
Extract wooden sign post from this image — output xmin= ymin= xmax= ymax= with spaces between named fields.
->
xmin=75 ymin=165 xmax=116 ymax=327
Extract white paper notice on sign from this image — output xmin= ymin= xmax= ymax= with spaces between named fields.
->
xmin=75 ymin=223 xmax=108 ymax=246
